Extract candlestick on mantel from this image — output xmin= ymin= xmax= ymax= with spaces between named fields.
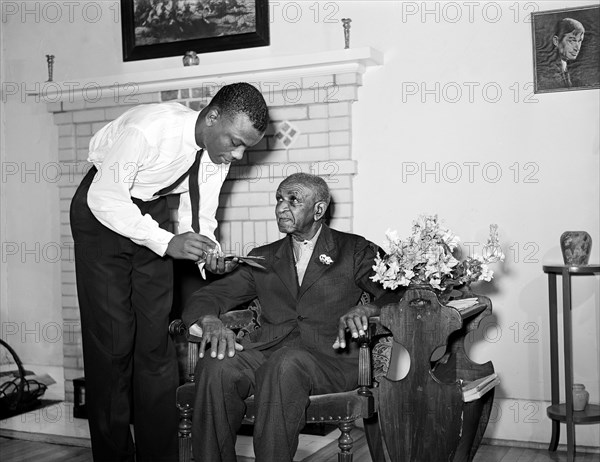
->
xmin=46 ymin=54 xmax=55 ymax=82
xmin=342 ymin=18 xmax=352 ymax=49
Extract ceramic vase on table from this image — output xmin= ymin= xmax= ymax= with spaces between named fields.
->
xmin=560 ymin=231 xmax=592 ymax=266
xmin=572 ymin=383 xmax=589 ymax=411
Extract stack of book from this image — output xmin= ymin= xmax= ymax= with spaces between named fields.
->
xmin=462 ymin=373 xmax=500 ymax=402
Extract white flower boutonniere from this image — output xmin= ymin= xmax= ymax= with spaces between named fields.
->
xmin=319 ymin=254 xmax=334 ymax=265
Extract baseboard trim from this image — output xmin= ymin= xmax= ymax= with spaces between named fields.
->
xmin=482 ymin=437 xmax=600 ymax=454
xmin=0 ymin=428 xmax=91 ymax=448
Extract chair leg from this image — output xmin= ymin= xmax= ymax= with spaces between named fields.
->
xmin=337 ymin=420 xmax=355 ymax=462
xmin=177 ymin=403 xmax=193 ymax=462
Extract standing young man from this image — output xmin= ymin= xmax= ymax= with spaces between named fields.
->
xmin=70 ymin=83 xmax=268 ymax=462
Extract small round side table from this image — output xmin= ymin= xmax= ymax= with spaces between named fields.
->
xmin=542 ymin=264 xmax=600 ymax=462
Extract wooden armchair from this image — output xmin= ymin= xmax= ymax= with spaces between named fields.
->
xmin=170 ymin=286 xmax=497 ymax=462
xmin=169 ymin=294 xmax=385 ymax=462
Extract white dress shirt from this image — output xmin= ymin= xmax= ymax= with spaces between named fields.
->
xmin=87 ymin=102 xmax=230 ymax=256
xmin=292 ymin=225 xmax=322 ymax=285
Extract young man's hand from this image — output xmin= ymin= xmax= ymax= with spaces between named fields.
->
xmin=166 ymin=232 xmax=216 ymax=260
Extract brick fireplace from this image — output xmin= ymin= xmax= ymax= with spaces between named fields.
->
xmin=45 ymin=48 xmax=383 ymax=402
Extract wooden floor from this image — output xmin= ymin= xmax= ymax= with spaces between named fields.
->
xmin=1 ymin=435 xmax=598 ymax=462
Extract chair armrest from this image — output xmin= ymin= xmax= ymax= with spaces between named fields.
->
xmin=169 ymin=319 xmax=187 ymax=336
xmin=356 ymin=317 xmax=385 ymax=390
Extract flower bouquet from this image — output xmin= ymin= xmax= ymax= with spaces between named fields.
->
xmin=371 ymin=215 xmax=504 ymax=300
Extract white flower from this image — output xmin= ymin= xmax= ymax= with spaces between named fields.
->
xmin=319 ymin=254 xmax=333 ymax=265
xmin=372 ymin=214 xmax=503 ymax=292
xmin=479 ymin=264 xmax=494 ymax=282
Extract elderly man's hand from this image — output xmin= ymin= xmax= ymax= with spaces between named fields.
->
xmin=333 ymin=304 xmax=380 ymax=349
xmin=194 ymin=315 xmax=244 ymax=359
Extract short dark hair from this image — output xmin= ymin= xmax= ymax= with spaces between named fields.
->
xmin=280 ymin=173 xmax=331 ymax=207
xmin=554 ymin=18 xmax=585 ymax=42
xmin=209 ymin=82 xmax=269 ymax=133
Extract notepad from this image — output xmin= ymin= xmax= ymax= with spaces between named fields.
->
xmin=224 ymin=255 xmax=266 ymax=269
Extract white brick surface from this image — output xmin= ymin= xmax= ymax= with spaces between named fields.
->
xmin=229 ymin=221 xmax=243 ymax=249
xmin=332 ymin=203 xmax=352 ymax=217
xmin=104 ymin=106 xmax=133 ymax=121
xmin=62 ymin=100 xmax=87 ymax=111
xmin=228 ymin=192 xmax=270 ymax=207
xmin=292 ymin=119 xmax=329 ymax=133
xmin=329 ymin=117 xmax=350 ymax=131
xmin=76 ymin=136 xmax=92 ymax=149
xmin=243 ymin=221 xmax=255 ymax=244
xmin=247 ymin=148 xmax=290 ymax=164
xmin=288 ymin=147 xmax=330 ymax=163
xmin=329 ymin=145 xmax=351 ymax=160
xmin=269 ymin=106 xmax=308 ymax=121
xmin=309 ymin=104 xmax=328 ymax=119
xmin=58 ymin=125 xmax=75 ymax=136
xmin=330 ymin=131 xmax=351 ymax=145
xmin=329 ymin=218 xmax=352 ymax=232
xmin=221 ymin=179 xmax=250 ymax=195
xmin=247 ymin=177 xmax=284 ymax=192
xmin=302 ymin=75 xmax=335 ymax=89
xmin=72 ymin=109 xmax=106 ymax=123
xmin=91 ymin=122 xmax=107 ymax=132
xmin=331 ymin=189 xmax=353 ymax=203
xmin=310 ymin=159 xmax=357 ymax=176
xmin=254 ymin=221 xmax=268 ymax=247
xmin=58 ymin=149 xmax=76 ymax=162
xmin=75 ymin=124 xmax=92 ymax=135
xmin=53 ymin=112 xmax=73 ymax=125
xmin=327 ymin=102 xmax=351 ymax=117
xmin=217 ymin=207 xmax=250 ymax=221
xmin=46 ymin=102 xmax=63 ymax=113
xmin=247 ymin=206 xmax=275 ymax=221
xmin=308 ymin=133 xmax=329 ymax=147
xmin=335 ymin=72 xmax=362 ymax=86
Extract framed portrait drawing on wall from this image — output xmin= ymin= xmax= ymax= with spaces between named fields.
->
xmin=121 ymin=0 xmax=270 ymax=62
xmin=531 ymin=5 xmax=600 ymax=93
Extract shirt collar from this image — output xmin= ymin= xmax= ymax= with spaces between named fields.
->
xmin=292 ymin=225 xmax=322 ymax=251
xmin=186 ymin=111 xmax=202 ymax=151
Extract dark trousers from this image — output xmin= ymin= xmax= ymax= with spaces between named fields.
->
xmin=70 ymin=167 xmax=178 ymax=462
xmin=192 ymin=338 xmax=353 ymax=462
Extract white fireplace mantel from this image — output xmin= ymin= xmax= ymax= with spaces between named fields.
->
xmin=31 ymin=47 xmax=383 ymax=102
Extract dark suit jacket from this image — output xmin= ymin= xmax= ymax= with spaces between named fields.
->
xmin=183 ymin=224 xmax=392 ymax=383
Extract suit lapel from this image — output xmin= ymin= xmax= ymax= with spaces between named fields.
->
xmin=298 ymin=225 xmax=338 ymax=299
xmin=271 ymin=236 xmax=299 ymax=298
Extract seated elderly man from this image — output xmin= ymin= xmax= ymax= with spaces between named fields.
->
xmin=182 ymin=172 xmax=393 ymax=462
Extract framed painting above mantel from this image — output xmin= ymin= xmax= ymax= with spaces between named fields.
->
xmin=121 ymin=0 xmax=270 ymax=62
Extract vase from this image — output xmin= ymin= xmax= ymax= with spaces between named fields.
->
xmin=572 ymin=383 xmax=589 ymax=411
xmin=560 ymin=231 xmax=592 ymax=266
